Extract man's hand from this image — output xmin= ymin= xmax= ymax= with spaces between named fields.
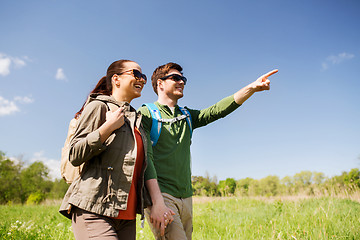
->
xmin=149 ymin=202 xmax=175 ymax=236
xmin=249 ymin=69 xmax=278 ymax=92
xmin=234 ymin=69 xmax=278 ymax=105
xmin=145 ymin=179 xmax=176 ymax=236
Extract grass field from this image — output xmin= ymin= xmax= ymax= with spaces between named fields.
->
xmin=1 ymin=197 xmax=359 ymax=239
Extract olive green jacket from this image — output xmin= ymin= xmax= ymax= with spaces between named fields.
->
xmin=59 ymin=94 xmax=152 ymax=219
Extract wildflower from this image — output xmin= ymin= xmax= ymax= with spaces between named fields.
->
xmin=57 ymin=223 xmax=64 ymax=228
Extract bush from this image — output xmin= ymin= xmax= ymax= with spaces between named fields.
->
xmin=26 ymin=192 xmax=45 ymax=205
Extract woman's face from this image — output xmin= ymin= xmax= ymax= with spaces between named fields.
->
xmin=113 ymin=61 xmax=147 ymax=102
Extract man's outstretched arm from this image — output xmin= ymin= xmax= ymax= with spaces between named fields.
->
xmin=234 ymin=69 xmax=278 ymax=105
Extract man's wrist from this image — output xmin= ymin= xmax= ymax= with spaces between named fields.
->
xmin=246 ymin=83 xmax=257 ymax=93
xmin=151 ymin=195 xmax=165 ymax=205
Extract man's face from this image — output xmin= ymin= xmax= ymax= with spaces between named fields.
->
xmin=158 ymin=69 xmax=185 ymax=100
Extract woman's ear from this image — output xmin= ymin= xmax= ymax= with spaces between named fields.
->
xmin=112 ymin=74 xmax=121 ymax=87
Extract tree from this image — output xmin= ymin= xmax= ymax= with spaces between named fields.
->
xmin=235 ymin=177 xmax=254 ymax=196
xmin=259 ymin=175 xmax=280 ymax=197
xmin=293 ymin=171 xmax=313 ymax=193
xmin=248 ymin=179 xmax=260 ymax=196
xmin=20 ymin=161 xmax=52 ymax=203
xmin=0 ymin=155 xmax=23 ymax=204
xmin=344 ymin=168 xmax=360 ymax=187
xmin=192 ymin=174 xmax=219 ymax=196
xmin=218 ymin=178 xmax=236 ymax=196
xmin=48 ymin=178 xmax=69 ymax=199
xmin=313 ymin=172 xmax=326 ymax=185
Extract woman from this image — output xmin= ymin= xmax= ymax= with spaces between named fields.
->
xmin=60 ymin=60 xmax=173 ymax=239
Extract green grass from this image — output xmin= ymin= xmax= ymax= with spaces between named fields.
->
xmin=0 ymin=204 xmax=73 ymax=240
xmin=1 ymin=197 xmax=359 ymax=239
xmin=193 ymin=197 xmax=360 ymax=239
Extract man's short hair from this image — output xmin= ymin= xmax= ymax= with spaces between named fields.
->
xmin=151 ymin=62 xmax=183 ymax=95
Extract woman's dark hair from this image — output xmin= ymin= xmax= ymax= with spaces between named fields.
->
xmin=74 ymin=60 xmax=133 ymax=119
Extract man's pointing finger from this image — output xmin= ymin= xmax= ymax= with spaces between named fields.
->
xmin=263 ymin=69 xmax=278 ymax=78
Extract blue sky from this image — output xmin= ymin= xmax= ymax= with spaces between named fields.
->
xmin=1 ymin=0 xmax=359 ymax=181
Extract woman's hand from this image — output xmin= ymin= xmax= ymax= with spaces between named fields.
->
xmin=105 ymin=107 xmax=125 ymax=132
xmin=145 ymin=179 xmax=175 ymax=236
xmin=99 ymin=107 xmax=125 ymax=143
xmin=148 ymin=202 xmax=175 ymax=236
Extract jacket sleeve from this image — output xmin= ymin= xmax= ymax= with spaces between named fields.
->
xmin=189 ymin=94 xmax=241 ymax=129
xmin=69 ymin=101 xmax=108 ymax=166
xmin=138 ymin=105 xmax=158 ymax=180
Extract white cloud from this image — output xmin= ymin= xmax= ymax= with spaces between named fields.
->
xmin=322 ymin=52 xmax=355 ymax=70
xmin=55 ymin=68 xmax=67 ymax=81
xmin=0 ymin=95 xmax=34 ymax=117
xmin=9 ymin=156 xmax=22 ymax=166
xmin=321 ymin=63 xmax=328 ymax=70
xmin=0 ymin=96 xmax=19 ymax=116
xmin=0 ymin=53 xmax=28 ymax=76
xmin=31 ymin=151 xmax=60 ymax=180
xmin=14 ymin=95 xmax=34 ymax=104
xmin=0 ymin=57 xmax=11 ymax=76
xmin=12 ymin=58 xmax=26 ymax=68
xmin=327 ymin=52 xmax=354 ymax=64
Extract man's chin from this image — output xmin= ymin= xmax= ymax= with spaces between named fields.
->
xmin=175 ymin=93 xmax=184 ymax=99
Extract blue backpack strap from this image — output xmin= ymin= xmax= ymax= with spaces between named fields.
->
xmin=179 ymin=107 xmax=193 ymax=138
xmin=143 ymin=103 xmax=162 ymax=146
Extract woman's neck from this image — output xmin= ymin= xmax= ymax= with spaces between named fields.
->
xmin=112 ymin=92 xmax=133 ymax=103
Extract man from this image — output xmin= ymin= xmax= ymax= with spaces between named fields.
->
xmin=139 ymin=62 xmax=278 ymax=239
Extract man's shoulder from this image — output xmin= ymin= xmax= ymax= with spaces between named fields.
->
xmin=138 ymin=103 xmax=152 ymax=112
xmin=138 ymin=104 xmax=155 ymax=119
xmin=139 ymin=102 xmax=166 ymax=113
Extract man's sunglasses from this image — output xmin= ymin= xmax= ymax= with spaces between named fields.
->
xmin=160 ymin=74 xmax=187 ymax=85
xmin=119 ymin=69 xmax=147 ymax=83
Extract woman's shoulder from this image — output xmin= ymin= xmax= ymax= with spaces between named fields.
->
xmin=81 ymin=98 xmax=108 ymax=118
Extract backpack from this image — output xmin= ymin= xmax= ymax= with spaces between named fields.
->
xmin=143 ymin=103 xmax=193 ymax=146
xmin=60 ymin=101 xmax=116 ymax=184
xmin=60 ymin=118 xmax=80 ymax=184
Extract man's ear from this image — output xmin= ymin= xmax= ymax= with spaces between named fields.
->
xmin=157 ymin=79 xmax=163 ymax=91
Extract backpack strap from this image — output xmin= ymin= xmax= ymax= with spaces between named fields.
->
xmin=143 ymin=103 xmax=162 ymax=146
xmin=144 ymin=103 xmax=193 ymax=146
xmin=179 ymin=107 xmax=193 ymax=138
xmin=105 ymin=102 xmax=118 ymax=112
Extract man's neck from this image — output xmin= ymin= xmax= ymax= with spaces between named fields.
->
xmin=157 ymin=95 xmax=178 ymax=108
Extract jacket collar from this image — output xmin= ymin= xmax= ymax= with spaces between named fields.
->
xmin=155 ymin=101 xmax=180 ymax=115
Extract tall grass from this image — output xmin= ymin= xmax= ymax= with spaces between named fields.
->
xmin=0 ymin=205 xmax=73 ymax=240
xmin=193 ymin=197 xmax=360 ymax=239
xmin=1 ymin=197 xmax=359 ymax=239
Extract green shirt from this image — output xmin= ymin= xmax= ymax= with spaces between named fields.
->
xmin=138 ymin=95 xmax=240 ymax=198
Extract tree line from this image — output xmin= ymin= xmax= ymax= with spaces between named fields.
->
xmin=192 ymin=168 xmax=360 ymax=197
xmin=0 ymin=151 xmax=68 ymax=204
xmin=1 ymin=151 xmax=359 ymax=204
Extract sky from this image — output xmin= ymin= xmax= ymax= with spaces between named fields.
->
xmin=1 ymin=0 xmax=359 ymax=182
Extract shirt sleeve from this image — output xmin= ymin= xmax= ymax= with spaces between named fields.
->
xmin=69 ymin=101 xmax=108 ymax=166
xmin=138 ymin=105 xmax=158 ymax=180
xmin=188 ymin=95 xmax=241 ymax=129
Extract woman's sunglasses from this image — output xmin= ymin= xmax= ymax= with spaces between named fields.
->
xmin=119 ymin=69 xmax=147 ymax=83
xmin=160 ymin=74 xmax=187 ymax=85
